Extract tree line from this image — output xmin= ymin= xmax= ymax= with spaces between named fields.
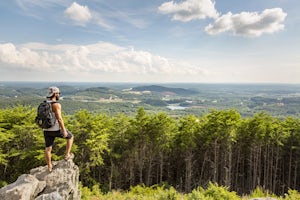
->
xmin=0 ymin=105 xmax=300 ymax=196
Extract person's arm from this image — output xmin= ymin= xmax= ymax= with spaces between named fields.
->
xmin=52 ymin=103 xmax=68 ymax=138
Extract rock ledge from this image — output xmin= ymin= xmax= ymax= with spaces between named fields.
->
xmin=0 ymin=154 xmax=80 ymax=200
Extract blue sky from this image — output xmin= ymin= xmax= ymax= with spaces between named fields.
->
xmin=0 ymin=0 xmax=299 ymax=83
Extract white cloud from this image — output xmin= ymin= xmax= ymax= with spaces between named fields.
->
xmin=158 ymin=0 xmax=219 ymax=22
xmin=0 ymin=42 xmax=204 ymax=76
xmin=91 ymin=12 xmax=114 ymax=30
xmin=205 ymin=8 xmax=287 ymax=37
xmin=64 ymin=2 xmax=92 ymax=26
xmin=0 ymin=43 xmax=50 ymax=69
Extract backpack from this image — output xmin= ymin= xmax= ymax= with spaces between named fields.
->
xmin=35 ymin=101 xmax=57 ymax=129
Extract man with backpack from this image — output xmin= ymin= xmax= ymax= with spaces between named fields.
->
xmin=40 ymin=86 xmax=74 ymax=172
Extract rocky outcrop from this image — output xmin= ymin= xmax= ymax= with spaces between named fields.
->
xmin=0 ymin=174 xmax=46 ymax=200
xmin=0 ymin=154 xmax=80 ymax=200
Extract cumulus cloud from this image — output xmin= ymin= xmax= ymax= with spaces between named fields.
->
xmin=159 ymin=0 xmax=287 ymax=37
xmin=0 ymin=42 xmax=204 ymax=76
xmin=205 ymin=8 xmax=287 ymax=37
xmin=64 ymin=2 xmax=92 ymax=26
xmin=158 ymin=0 xmax=219 ymax=22
xmin=0 ymin=43 xmax=49 ymax=69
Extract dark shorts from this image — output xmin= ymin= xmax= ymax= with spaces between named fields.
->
xmin=43 ymin=129 xmax=73 ymax=148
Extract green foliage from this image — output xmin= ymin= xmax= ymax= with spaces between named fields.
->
xmin=80 ymin=184 xmax=300 ymax=200
xmin=67 ymin=109 xmax=111 ymax=186
xmin=2 ymin=104 xmax=300 ymax=199
xmin=188 ymin=190 xmax=214 ymax=200
xmin=125 ymin=184 xmax=182 ymax=200
xmin=85 ymin=114 xmax=111 ymax=167
xmin=198 ymin=182 xmax=240 ymax=200
xmin=81 ymin=185 xmax=300 ymax=200
xmin=202 ymin=109 xmax=240 ymax=144
xmin=176 ymin=115 xmax=200 ymax=150
xmin=80 ymin=184 xmax=183 ymax=200
xmin=0 ymin=180 xmax=7 ymax=188
xmin=281 ymin=189 xmax=300 ymax=200
xmin=249 ymin=186 xmax=275 ymax=198
xmin=80 ymin=183 xmax=102 ymax=200
xmin=0 ymin=105 xmax=46 ymax=182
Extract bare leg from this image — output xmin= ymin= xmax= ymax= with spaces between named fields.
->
xmin=65 ymin=137 xmax=73 ymax=160
xmin=45 ymin=146 xmax=53 ymax=172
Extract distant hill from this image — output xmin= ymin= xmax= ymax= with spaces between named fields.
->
xmin=132 ymin=85 xmax=198 ymax=96
xmin=84 ymin=87 xmax=111 ymax=93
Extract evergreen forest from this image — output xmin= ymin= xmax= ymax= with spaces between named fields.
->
xmin=1 ymin=105 xmax=300 ymax=199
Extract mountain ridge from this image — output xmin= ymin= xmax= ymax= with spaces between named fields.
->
xmin=132 ymin=85 xmax=198 ymax=95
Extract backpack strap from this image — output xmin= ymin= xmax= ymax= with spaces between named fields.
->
xmin=47 ymin=101 xmax=59 ymax=112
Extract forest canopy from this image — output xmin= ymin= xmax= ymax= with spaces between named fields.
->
xmin=0 ymin=105 xmax=300 ymax=197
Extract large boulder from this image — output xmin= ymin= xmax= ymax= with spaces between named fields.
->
xmin=0 ymin=154 xmax=80 ymax=200
xmin=35 ymin=191 xmax=63 ymax=200
xmin=0 ymin=174 xmax=46 ymax=200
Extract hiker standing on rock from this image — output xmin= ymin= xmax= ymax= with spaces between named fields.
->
xmin=43 ymin=86 xmax=73 ymax=172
